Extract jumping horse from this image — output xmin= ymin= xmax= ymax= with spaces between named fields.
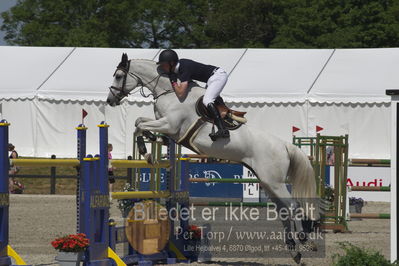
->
xmin=107 ymin=54 xmax=322 ymax=264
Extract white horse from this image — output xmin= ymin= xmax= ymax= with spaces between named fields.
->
xmin=107 ymin=54 xmax=321 ymax=263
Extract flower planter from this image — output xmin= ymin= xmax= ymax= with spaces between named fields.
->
xmin=55 ymin=252 xmax=83 ymax=266
xmin=349 ymin=197 xmax=364 ymax=220
xmin=349 ymin=203 xmax=363 ymax=220
xmin=354 ymin=202 xmax=363 ymax=213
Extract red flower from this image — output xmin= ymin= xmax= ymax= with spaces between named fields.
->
xmin=51 ymin=233 xmax=89 ymax=252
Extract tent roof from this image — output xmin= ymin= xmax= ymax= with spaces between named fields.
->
xmin=37 ymin=47 xmax=159 ymax=101
xmin=0 ymin=47 xmax=396 ymax=103
xmin=224 ymin=49 xmax=334 ymax=103
xmin=309 ymin=48 xmax=399 ymax=103
xmin=0 ymin=46 xmax=74 ymax=99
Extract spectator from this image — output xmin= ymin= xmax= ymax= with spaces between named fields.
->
xmin=8 ymin=143 xmax=22 ymax=193
xmin=326 ymin=146 xmax=335 ymax=166
xmin=108 ymin=144 xmax=116 ymax=200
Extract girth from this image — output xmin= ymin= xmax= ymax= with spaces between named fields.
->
xmin=177 ymin=118 xmax=206 ymax=154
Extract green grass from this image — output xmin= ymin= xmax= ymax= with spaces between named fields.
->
xmin=332 ymin=242 xmax=396 ymax=266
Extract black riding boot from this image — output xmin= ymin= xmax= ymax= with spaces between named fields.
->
xmin=207 ymin=102 xmax=230 ymax=141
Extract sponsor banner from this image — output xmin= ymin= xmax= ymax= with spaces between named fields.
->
xmin=189 ymin=163 xmax=243 ymax=198
xmin=135 ymin=163 xmax=391 ymax=202
xmin=329 ymin=166 xmax=391 ymax=202
xmin=137 ymin=163 xmax=244 ymax=198
xmin=242 ymin=166 xmax=260 ymax=202
xmin=135 ymin=168 xmax=168 ymax=191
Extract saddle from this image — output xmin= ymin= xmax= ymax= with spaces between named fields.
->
xmin=195 ymin=96 xmax=247 ymax=130
xmin=177 ymin=96 xmax=246 ymax=153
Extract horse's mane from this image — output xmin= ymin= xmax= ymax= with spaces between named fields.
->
xmin=131 ymin=58 xmax=156 ymax=63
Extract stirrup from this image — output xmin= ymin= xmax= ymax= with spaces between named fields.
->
xmin=209 ymin=123 xmax=217 ymax=141
xmin=209 ymin=128 xmax=229 ymax=141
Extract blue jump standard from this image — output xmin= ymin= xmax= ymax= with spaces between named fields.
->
xmin=0 ymin=120 xmax=191 ymax=265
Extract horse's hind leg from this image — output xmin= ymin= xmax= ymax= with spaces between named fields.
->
xmin=260 ymin=181 xmax=306 ymax=264
xmin=262 ymin=182 xmax=305 ymax=238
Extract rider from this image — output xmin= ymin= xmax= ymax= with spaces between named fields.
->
xmin=157 ymin=49 xmax=229 ymax=140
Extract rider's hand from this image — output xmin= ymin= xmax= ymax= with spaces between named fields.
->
xmin=169 ymin=73 xmax=178 ymax=87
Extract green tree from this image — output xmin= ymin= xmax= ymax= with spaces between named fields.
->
xmin=164 ymin=0 xmax=275 ymax=48
xmin=1 ymin=0 xmax=144 ymax=47
xmin=163 ymin=0 xmax=212 ymax=48
xmin=2 ymin=0 xmax=399 ymax=48
xmin=0 ymin=0 xmax=276 ymax=48
xmin=270 ymin=0 xmax=399 ymax=48
xmin=128 ymin=0 xmax=170 ymax=48
xmin=205 ymin=0 xmax=275 ymax=48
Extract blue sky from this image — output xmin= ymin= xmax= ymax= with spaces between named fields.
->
xmin=0 ymin=0 xmax=17 ymax=45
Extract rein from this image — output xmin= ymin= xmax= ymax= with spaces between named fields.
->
xmin=109 ymin=60 xmax=174 ymax=101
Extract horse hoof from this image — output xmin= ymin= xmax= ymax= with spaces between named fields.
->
xmin=293 ymin=252 xmax=302 ymax=264
xmin=306 ymin=240 xmax=318 ymax=251
xmin=144 ymin=153 xmax=154 ymax=165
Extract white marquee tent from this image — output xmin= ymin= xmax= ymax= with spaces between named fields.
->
xmin=0 ymin=46 xmax=395 ymax=159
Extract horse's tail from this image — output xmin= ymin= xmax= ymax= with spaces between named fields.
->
xmin=286 ymin=143 xmax=321 ymax=220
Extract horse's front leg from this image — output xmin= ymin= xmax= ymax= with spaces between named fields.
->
xmin=135 ymin=117 xmax=154 ymax=126
xmin=135 ymin=116 xmax=175 ymax=136
xmin=134 ymin=117 xmax=158 ymax=141
xmin=134 ymin=117 xmax=175 ymax=164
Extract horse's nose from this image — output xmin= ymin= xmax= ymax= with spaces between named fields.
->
xmin=106 ymin=98 xmax=111 ymax=104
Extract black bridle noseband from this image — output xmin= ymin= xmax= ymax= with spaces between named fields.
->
xmin=109 ymin=60 xmax=173 ymax=101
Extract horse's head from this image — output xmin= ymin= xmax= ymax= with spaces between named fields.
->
xmin=107 ymin=54 xmax=173 ymax=106
xmin=107 ymin=53 xmax=140 ymax=106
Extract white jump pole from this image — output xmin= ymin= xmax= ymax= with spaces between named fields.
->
xmin=387 ymin=89 xmax=398 ymax=263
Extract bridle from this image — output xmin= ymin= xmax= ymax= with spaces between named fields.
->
xmin=109 ymin=60 xmax=174 ymax=102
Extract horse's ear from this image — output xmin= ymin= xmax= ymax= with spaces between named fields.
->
xmin=122 ymin=53 xmax=128 ymax=63
xmin=118 ymin=53 xmax=129 ymax=68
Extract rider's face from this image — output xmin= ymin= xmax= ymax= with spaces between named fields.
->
xmin=159 ymin=62 xmax=176 ymax=73
xmin=159 ymin=62 xmax=171 ymax=73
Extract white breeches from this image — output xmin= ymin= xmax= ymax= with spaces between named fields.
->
xmin=203 ymin=68 xmax=228 ymax=106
